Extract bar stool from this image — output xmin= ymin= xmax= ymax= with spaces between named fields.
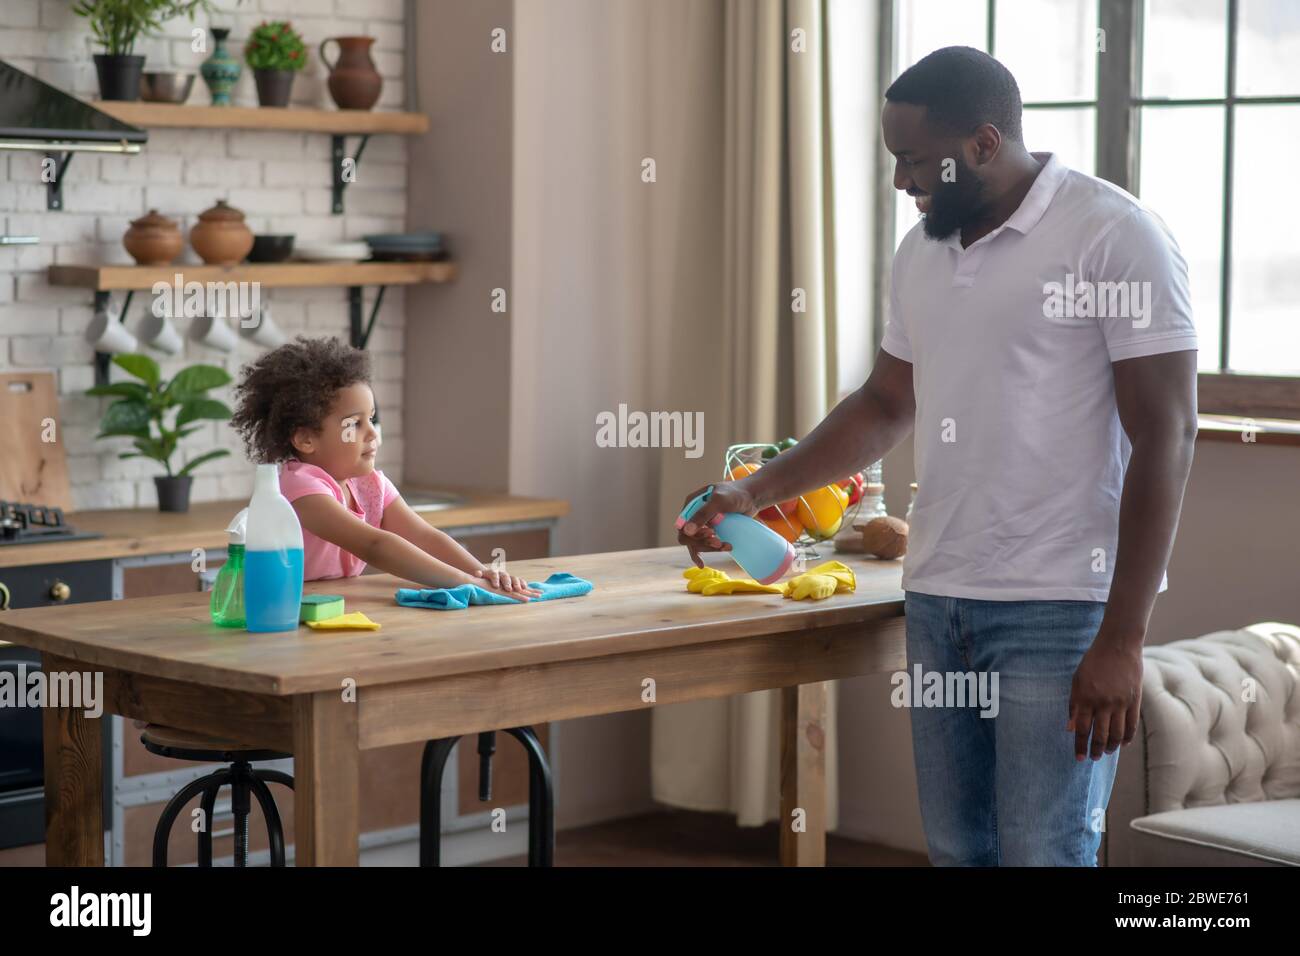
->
xmin=419 ymin=726 xmax=554 ymax=866
xmin=142 ymin=724 xmax=294 ymax=867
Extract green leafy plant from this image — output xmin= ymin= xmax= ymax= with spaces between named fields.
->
xmin=70 ymin=0 xmax=217 ymax=56
xmin=87 ymin=354 xmax=233 ymax=478
xmin=244 ymin=20 xmax=308 ymax=72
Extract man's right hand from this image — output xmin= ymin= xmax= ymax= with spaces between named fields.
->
xmin=676 ymin=481 xmax=758 ymax=568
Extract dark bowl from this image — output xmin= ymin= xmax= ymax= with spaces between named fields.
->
xmin=247 ymin=234 xmax=295 ymax=263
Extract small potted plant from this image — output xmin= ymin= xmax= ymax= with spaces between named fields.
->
xmin=71 ymin=0 xmax=215 ymax=101
xmin=88 ymin=354 xmax=233 ymax=513
xmin=244 ymin=20 xmax=308 ymax=108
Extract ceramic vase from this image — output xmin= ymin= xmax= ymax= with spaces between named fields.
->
xmin=200 ymin=27 xmax=240 ymax=106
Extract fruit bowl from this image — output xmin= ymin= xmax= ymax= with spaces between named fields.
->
xmin=722 ymin=442 xmax=863 ymax=552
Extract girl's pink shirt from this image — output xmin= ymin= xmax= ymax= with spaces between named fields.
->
xmin=278 ymin=459 xmax=400 ymax=580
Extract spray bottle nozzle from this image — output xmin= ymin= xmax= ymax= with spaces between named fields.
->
xmin=675 ymin=485 xmax=720 ymax=530
xmin=227 ymin=507 xmax=249 ymax=545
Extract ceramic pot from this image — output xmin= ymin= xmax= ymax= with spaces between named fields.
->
xmin=253 ymin=68 xmax=295 ymax=108
xmin=93 ymin=53 xmax=145 ymax=102
xmin=155 ymin=476 xmax=193 ymax=513
xmin=319 ymin=36 xmax=381 ymax=110
xmin=189 ymin=199 xmax=254 ymax=266
xmin=200 ymin=27 xmax=241 ymax=106
xmin=122 ymin=209 xmax=183 ymax=266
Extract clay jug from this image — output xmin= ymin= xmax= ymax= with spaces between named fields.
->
xmin=319 ymin=36 xmax=382 ymax=111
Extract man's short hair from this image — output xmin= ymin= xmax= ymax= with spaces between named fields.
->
xmin=885 ymin=46 xmax=1023 ymax=144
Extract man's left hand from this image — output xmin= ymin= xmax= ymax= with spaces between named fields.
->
xmin=1067 ymin=632 xmax=1144 ymax=761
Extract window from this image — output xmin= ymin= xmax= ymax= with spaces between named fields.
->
xmin=880 ymin=0 xmax=1300 ymax=408
xmin=893 ymin=0 xmax=1098 ymax=249
xmin=1137 ymin=0 xmax=1300 ymax=376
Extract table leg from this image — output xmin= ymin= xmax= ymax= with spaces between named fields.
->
xmin=41 ymin=665 xmax=104 ymax=866
xmin=779 ymin=681 xmax=827 ymax=866
xmin=293 ymin=690 xmax=360 ymax=866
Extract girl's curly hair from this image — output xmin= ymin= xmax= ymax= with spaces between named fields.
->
xmin=230 ymin=336 xmax=371 ymax=463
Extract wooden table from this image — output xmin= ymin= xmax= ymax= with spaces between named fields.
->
xmin=0 ymin=547 xmax=905 ymax=867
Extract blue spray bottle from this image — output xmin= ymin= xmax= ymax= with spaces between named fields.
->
xmin=676 ymin=484 xmax=797 ymax=584
xmin=244 ymin=463 xmax=305 ymax=633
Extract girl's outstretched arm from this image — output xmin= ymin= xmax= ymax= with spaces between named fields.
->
xmin=380 ymin=496 xmax=541 ymax=597
xmin=291 ymin=494 xmax=531 ymax=600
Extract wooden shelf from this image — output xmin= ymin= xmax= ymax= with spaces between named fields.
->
xmin=48 ymin=261 xmax=457 ymax=292
xmin=94 ymin=101 xmax=429 ymax=135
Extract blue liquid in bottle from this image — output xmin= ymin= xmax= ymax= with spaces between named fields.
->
xmin=244 ymin=547 xmax=305 ymax=633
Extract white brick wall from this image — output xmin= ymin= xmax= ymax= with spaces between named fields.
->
xmin=1 ymin=0 xmax=411 ymax=510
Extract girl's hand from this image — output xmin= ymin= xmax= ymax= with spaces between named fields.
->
xmin=474 ymin=567 xmax=543 ymax=599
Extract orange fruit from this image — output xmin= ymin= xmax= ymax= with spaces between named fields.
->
xmin=796 ymin=484 xmax=849 ymax=540
xmin=761 ymin=508 xmax=803 ymax=542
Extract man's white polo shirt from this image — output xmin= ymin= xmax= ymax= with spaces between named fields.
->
xmin=880 ymin=152 xmax=1198 ymax=602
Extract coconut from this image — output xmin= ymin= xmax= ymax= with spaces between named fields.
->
xmin=857 ymin=515 xmax=908 ymax=559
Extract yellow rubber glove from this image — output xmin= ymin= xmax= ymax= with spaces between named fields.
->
xmin=682 ymin=566 xmax=784 ymax=595
xmin=806 ymin=560 xmax=857 ymax=591
xmin=782 ymin=560 xmax=857 ymax=601
xmin=684 ymin=566 xmax=729 ymax=593
xmin=305 ymin=611 xmax=381 ymax=631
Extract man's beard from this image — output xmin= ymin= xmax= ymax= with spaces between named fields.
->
xmin=919 ymin=158 xmax=988 ymax=241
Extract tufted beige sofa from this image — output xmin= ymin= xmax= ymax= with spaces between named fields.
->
xmin=1103 ymin=622 xmax=1300 ymax=866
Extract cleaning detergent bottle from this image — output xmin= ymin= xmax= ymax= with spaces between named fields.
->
xmin=244 ymin=464 xmax=304 ymax=632
xmin=676 ymin=484 xmax=796 ymax=584
xmin=209 ymin=507 xmax=248 ymax=628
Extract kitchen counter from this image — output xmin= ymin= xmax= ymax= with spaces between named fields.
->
xmin=0 ymin=487 xmax=569 ymax=569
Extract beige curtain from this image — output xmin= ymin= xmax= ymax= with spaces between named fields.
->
xmin=650 ymin=0 xmax=842 ymax=829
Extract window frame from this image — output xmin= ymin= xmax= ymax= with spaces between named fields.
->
xmin=875 ymin=0 xmax=1300 ymax=418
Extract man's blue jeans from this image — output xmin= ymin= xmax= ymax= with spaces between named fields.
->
xmin=903 ymin=590 xmax=1120 ymax=866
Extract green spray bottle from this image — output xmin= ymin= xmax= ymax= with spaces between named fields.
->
xmin=210 ymin=508 xmax=248 ymax=628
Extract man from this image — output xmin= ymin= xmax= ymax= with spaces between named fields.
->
xmin=677 ymin=46 xmax=1198 ymax=866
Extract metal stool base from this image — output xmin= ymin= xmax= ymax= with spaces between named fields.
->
xmin=419 ymin=726 xmax=555 ymax=866
xmin=148 ymin=752 xmax=294 ymax=867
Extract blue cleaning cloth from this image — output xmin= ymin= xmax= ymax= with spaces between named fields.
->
xmin=395 ymin=572 xmax=594 ymax=610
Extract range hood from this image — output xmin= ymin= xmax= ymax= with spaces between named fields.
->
xmin=0 ymin=59 xmax=146 ymax=210
xmin=0 ymin=58 xmax=146 ymax=154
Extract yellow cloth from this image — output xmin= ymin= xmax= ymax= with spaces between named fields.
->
xmin=681 ymin=561 xmax=855 ymax=601
xmin=304 ymin=611 xmax=381 ymax=631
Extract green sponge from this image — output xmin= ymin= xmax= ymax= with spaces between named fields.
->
xmin=300 ymin=595 xmax=345 ymax=623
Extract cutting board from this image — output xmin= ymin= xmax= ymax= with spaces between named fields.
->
xmin=0 ymin=371 xmax=74 ymax=511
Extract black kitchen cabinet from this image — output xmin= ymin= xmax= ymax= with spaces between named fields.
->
xmin=0 ymin=559 xmax=114 ymax=610
xmin=0 ymin=559 xmax=113 ymax=851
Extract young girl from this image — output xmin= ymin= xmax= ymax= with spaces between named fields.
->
xmin=229 ymin=336 xmax=540 ymax=601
